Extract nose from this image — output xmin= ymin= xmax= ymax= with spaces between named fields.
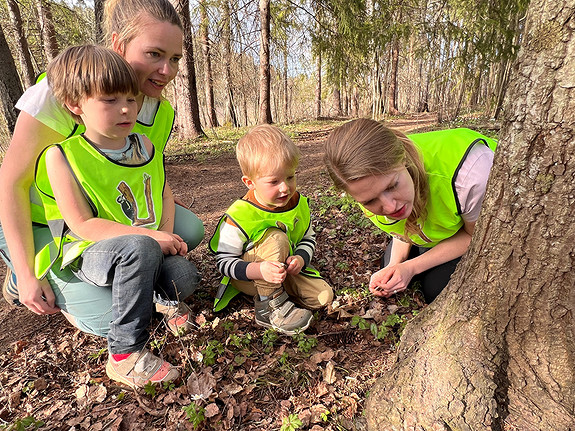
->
xmin=379 ymin=196 xmax=396 ymax=215
xmin=121 ymin=105 xmax=130 ymax=114
xmin=279 ymin=181 xmax=289 ymax=193
xmin=158 ymin=60 xmax=176 ymax=77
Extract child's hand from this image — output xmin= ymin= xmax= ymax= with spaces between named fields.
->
xmin=285 ymin=255 xmax=304 ymax=275
xmin=259 ymin=261 xmax=287 ymax=284
xmin=150 ymin=231 xmax=188 ymax=256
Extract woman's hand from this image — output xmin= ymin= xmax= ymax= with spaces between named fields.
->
xmin=285 ymin=255 xmax=304 ymax=275
xmin=17 ymin=274 xmax=60 ymax=315
xmin=259 ymin=261 xmax=287 ymax=284
xmin=369 ymin=261 xmax=415 ymax=297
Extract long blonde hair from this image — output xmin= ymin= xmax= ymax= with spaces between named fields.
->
xmin=103 ymin=0 xmax=182 ymax=49
xmin=324 ymin=118 xmax=429 ymax=237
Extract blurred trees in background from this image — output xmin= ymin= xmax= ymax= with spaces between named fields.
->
xmin=0 ymin=0 xmax=530 ymax=142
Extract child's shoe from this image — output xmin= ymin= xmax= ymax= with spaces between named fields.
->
xmin=254 ymin=289 xmax=313 ymax=335
xmin=106 ymin=349 xmax=179 ymax=389
xmin=155 ymin=302 xmax=194 ymax=336
xmin=2 ymin=269 xmax=21 ymax=307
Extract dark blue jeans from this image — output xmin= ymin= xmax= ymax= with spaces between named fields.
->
xmin=72 ymin=235 xmax=200 ymax=354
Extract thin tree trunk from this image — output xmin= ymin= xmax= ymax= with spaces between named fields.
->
xmin=283 ymin=52 xmax=288 ymax=123
xmin=222 ymin=0 xmax=239 ymax=127
xmin=172 ymin=0 xmax=205 ymax=139
xmin=0 ymin=22 xmax=24 ymax=134
xmin=7 ymin=0 xmax=35 ymax=88
xmin=199 ymin=0 xmax=218 ymax=128
xmin=366 ymin=0 xmax=575 ymax=428
xmin=387 ymin=38 xmax=400 ymax=115
xmin=257 ymin=0 xmax=272 ymax=124
xmin=36 ymin=0 xmax=59 ymax=62
xmin=94 ymin=0 xmax=105 ymax=43
xmin=315 ymin=50 xmax=322 ymax=119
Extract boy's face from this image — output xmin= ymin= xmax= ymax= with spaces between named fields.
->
xmin=242 ymin=164 xmax=297 ymax=209
xmin=68 ymin=93 xmax=138 ymax=146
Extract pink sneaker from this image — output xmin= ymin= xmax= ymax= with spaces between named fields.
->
xmin=106 ymin=349 xmax=179 ymax=388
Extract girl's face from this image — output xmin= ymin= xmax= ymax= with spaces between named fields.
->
xmin=116 ymin=19 xmax=183 ymax=99
xmin=346 ymin=167 xmax=415 ymax=220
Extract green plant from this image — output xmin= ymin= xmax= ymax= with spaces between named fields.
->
xmin=202 ymin=339 xmax=224 ymax=366
xmin=149 ymin=334 xmax=167 ymax=350
xmin=144 ymin=381 xmax=157 ymax=397
xmin=222 ymin=320 xmax=234 ymax=332
xmin=292 ymin=331 xmax=318 ymax=354
xmin=163 ymin=380 xmax=176 ymax=391
xmin=228 ymin=332 xmax=252 ymax=349
xmin=182 ymin=402 xmax=206 ymax=429
xmin=88 ymin=347 xmax=107 ymax=361
xmin=280 ymin=413 xmax=302 ymax=431
xmin=262 ymin=328 xmax=279 ymax=352
xmin=1 ymin=416 xmax=45 ymax=431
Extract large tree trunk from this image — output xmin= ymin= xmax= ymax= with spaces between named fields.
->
xmin=36 ymin=0 xmax=59 ymax=62
xmin=257 ymin=0 xmax=273 ymax=124
xmin=172 ymin=0 xmax=205 ymax=139
xmin=0 ymin=22 xmax=24 ymax=134
xmin=199 ymin=0 xmax=218 ymax=128
xmin=366 ymin=0 xmax=575 ymax=429
xmin=7 ymin=0 xmax=35 ymax=89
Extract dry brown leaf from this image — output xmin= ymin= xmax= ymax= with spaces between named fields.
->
xmin=323 ymin=361 xmax=337 ymax=384
xmin=205 ymin=402 xmax=220 ymax=418
xmin=186 ymin=369 xmax=215 ymax=401
xmin=310 ymin=404 xmax=329 ymax=424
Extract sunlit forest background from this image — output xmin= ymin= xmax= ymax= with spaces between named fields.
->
xmin=1 ymin=0 xmax=529 ymax=146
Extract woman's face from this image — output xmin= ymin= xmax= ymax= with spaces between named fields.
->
xmin=117 ymin=19 xmax=183 ymax=99
xmin=346 ymin=167 xmax=415 ymax=220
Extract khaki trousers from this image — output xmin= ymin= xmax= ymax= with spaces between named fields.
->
xmin=231 ymin=228 xmax=333 ymax=309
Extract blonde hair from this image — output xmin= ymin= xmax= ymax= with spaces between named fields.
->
xmin=236 ymin=125 xmax=300 ymax=178
xmin=324 ymin=118 xmax=429 ymax=237
xmin=103 ymin=0 xmax=182 ymax=48
xmin=47 ymin=45 xmax=139 ymax=123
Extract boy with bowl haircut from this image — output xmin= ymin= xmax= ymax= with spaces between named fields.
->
xmin=209 ymin=125 xmax=333 ymax=335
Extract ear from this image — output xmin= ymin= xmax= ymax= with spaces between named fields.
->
xmin=241 ymin=175 xmax=256 ymax=190
xmin=111 ymin=32 xmax=125 ymax=56
xmin=65 ymin=100 xmax=83 ymax=116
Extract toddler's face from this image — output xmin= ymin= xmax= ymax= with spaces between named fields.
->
xmin=244 ymin=165 xmax=297 ymax=209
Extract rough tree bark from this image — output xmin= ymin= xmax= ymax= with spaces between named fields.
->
xmin=36 ymin=0 xmax=59 ymax=62
xmin=199 ymin=0 xmax=218 ymax=128
xmin=257 ymin=0 xmax=273 ymax=124
xmin=7 ymin=0 xmax=35 ymax=88
xmin=366 ymin=0 xmax=575 ymax=429
xmin=171 ymin=0 xmax=205 ymax=139
xmin=0 ymin=22 xmax=24 ymax=134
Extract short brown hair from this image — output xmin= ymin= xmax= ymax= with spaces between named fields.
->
xmin=324 ymin=118 xmax=429 ymax=237
xmin=236 ymin=125 xmax=300 ymax=179
xmin=47 ymin=45 xmax=139 ymax=123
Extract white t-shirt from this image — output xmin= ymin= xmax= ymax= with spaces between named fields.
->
xmin=16 ymin=78 xmax=161 ymax=137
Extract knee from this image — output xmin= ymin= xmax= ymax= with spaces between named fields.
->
xmin=309 ymin=285 xmax=334 ymax=309
xmin=256 ymin=228 xmax=290 ymax=259
xmin=119 ymin=235 xmax=163 ymax=265
xmin=174 ymin=205 xmax=205 ymax=250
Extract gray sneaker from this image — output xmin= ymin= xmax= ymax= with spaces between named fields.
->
xmin=2 ymin=269 xmax=21 ymax=307
xmin=254 ymin=289 xmax=312 ymax=335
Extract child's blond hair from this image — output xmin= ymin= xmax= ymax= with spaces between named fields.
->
xmin=236 ymin=125 xmax=300 ymax=178
xmin=47 ymin=45 xmax=139 ymax=124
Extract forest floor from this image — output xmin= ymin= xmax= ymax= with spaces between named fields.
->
xmin=0 ymin=113 xmax=497 ymax=431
